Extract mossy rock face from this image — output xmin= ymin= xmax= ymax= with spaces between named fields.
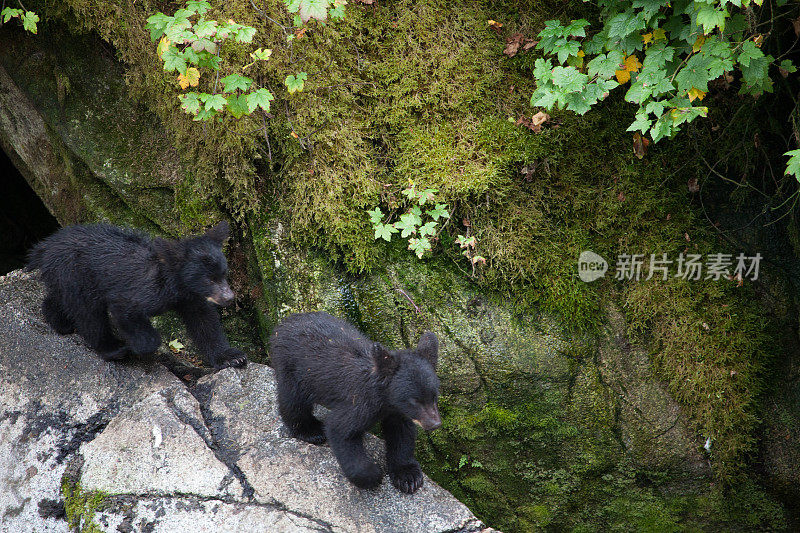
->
xmin=0 ymin=25 xmax=215 ymax=234
xmin=249 ymin=215 xmax=785 ymax=530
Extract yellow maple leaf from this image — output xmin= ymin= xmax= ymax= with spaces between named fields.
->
xmin=642 ymin=32 xmax=653 ymax=45
xmin=687 ymin=87 xmax=706 ymax=102
xmin=177 ymin=67 xmax=200 ymax=89
xmin=487 ymin=19 xmax=502 ymax=28
xmin=157 ymin=37 xmax=171 ymax=59
xmin=692 ymin=35 xmax=705 ymax=53
xmin=616 ymin=69 xmax=631 ymax=84
xmin=653 ymin=28 xmax=667 ymax=41
xmin=624 ymin=55 xmax=642 ymax=73
xmin=577 ymin=50 xmax=585 ymax=58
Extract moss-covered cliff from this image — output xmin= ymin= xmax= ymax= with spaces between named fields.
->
xmin=2 ymin=0 xmax=799 ymax=530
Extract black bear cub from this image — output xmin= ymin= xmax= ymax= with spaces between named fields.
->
xmin=26 ymin=222 xmax=247 ymax=369
xmin=270 ymin=311 xmax=441 ymax=494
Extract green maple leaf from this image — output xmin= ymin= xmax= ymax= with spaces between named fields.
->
xmin=246 ymin=88 xmax=275 ymax=113
xmin=785 ymin=149 xmax=800 ymax=180
xmin=419 ymin=221 xmax=438 ymax=237
xmin=226 ymin=94 xmax=249 ymax=118
xmin=221 ymin=73 xmax=253 ymax=93
xmin=408 ymin=237 xmax=432 ymax=259
xmin=194 ymin=107 xmax=216 ymax=121
xmin=417 ymin=188 xmax=438 ymax=205
xmin=145 ymin=12 xmax=171 ymax=40
xmin=588 ymin=52 xmax=624 ymax=79
xmin=299 ymin=0 xmax=330 ymax=23
xmin=627 ymin=110 xmax=652 ymax=133
xmin=409 ymin=206 xmax=423 ymax=225
xmin=367 ymin=207 xmax=384 ymax=225
xmin=186 ymin=0 xmax=211 ymax=15
xmin=204 ymin=93 xmax=227 ymax=112
xmin=696 ymin=5 xmax=727 ymax=34
xmin=285 ymin=72 xmax=308 ymax=93
xmin=2 ymin=8 xmax=23 ymax=23
xmin=551 ymin=66 xmax=588 ymax=93
xmin=180 ymin=92 xmax=202 ymax=114
xmin=235 ymin=26 xmax=257 ymax=43
xmin=21 ymin=11 xmax=39 ymax=34
xmin=162 ymin=48 xmax=188 ymax=74
xmin=191 ymin=38 xmax=217 ymax=54
xmin=427 ymin=203 xmax=449 ymax=221
xmin=193 ymin=18 xmax=218 ymax=39
xmin=394 ymin=213 xmax=419 ymax=238
xmin=374 ymin=223 xmax=398 ymax=242
xmin=737 ymin=41 xmax=763 ymax=68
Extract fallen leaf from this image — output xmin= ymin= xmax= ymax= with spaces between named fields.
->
xmin=295 ymin=27 xmax=307 ymax=39
xmin=794 ymin=16 xmax=800 ymax=37
xmin=290 ymin=131 xmax=299 ymax=138
xmin=688 ymin=177 xmax=699 ymax=193
xmin=488 ymin=19 xmax=503 ymax=36
xmin=754 ymin=133 xmax=760 ymax=149
xmin=632 ymin=131 xmax=650 ymax=159
xmin=531 ymin=111 xmax=549 ymax=127
xmin=523 ymin=39 xmax=538 ymax=51
xmin=355 ymin=0 xmax=375 ymax=3
xmin=504 ymin=33 xmax=524 ymax=57
xmin=685 ymin=232 xmax=691 ymax=242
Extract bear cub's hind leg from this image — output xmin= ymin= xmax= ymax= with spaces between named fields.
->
xmin=42 ymin=293 xmax=74 ymax=335
xmin=276 ymin=374 xmax=326 ymax=445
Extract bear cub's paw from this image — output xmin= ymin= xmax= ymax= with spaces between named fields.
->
xmin=390 ymin=463 xmax=424 ymax=494
xmin=214 ymin=347 xmax=248 ymax=369
xmin=347 ymin=462 xmax=383 ymax=490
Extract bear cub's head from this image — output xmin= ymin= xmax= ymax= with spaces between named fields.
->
xmin=374 ymin=332 xmax=442 ymax=431
xmin=156 ymin=221 xmax=235 ymax=306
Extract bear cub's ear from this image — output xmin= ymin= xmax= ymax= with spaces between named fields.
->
xmin=153 ymin=237 xmax=184 ymax=264
xmin=205 ymin=221 xmax=230 ymax=245
xmin=416 ymin=331 xmax=438 ymax=368
xmin=372 ymin=342 xmax=399 ymax=376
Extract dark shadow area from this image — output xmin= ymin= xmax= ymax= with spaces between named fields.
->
xmin=0 ymin=149 xmax=59 ymax=274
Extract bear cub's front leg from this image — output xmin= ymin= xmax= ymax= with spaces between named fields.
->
xmin=270 ymin=311 xmax=442 ymax=494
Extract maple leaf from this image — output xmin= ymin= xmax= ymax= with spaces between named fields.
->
xmin=298 ymin=0 xmax=329 ymax=23
xmin=367 ymin=207 xmax=384 ymax=225
xmin=22 ymin=11 xmax=39 ymax=34
xmin=157 ymin=37 xmax=171 ymax=59
xmin=246 ymin=88 xmax=275 ymax=113
xmin=177 ymin=67 xmax=200 ymax=89
xmin=687 ymin=87 xmax=706 ymax=102
xmin=221 ymin=73 xmax=253 ymax=93
xmin=624 ymin=55 xmax=642 ymax=72
xmin=688 ymin=177 xmax=699 ymax=193
xmin=615 ymin=69 xmax=631 ymax=84
xmin=227 ymin=94 xmax=249 ymax=118
xmin=427 ymin=203 xmax=450 ymax=221
xmin=374 ymin=223 xmax=397 ymax=242
xmin=285 ymin=72 xmax=308 ymax=93
xmin=179 ymin=92 xmax=202 ymax=115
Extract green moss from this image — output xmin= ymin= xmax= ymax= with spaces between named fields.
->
xmin=61 ymin=478 xmax=106 ymax=533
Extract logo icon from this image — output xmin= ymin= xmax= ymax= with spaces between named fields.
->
xmin=578 ymin=250 xmax=608 ymax=282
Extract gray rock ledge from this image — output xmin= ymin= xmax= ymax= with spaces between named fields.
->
xmin=0 ymin=270 xmax=492 ymax=533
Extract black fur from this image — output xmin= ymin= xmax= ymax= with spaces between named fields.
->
xmin=270 ymin=312 xmax=441 ymax=493
xmin=26 ymin=222 xmax=247 ymax=369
